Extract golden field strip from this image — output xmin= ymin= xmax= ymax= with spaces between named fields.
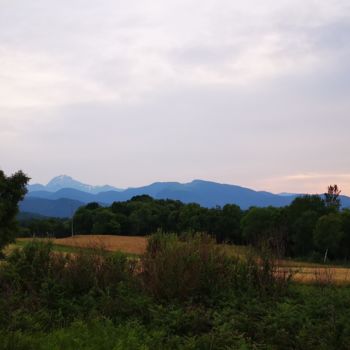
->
xmin=9 ymin=235 xmax=350 ymax=285
xmin=13 ymin=235 xmax=148 ymax=255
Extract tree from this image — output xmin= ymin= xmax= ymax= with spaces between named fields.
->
xmin=178 ymin=204 xmax=204 ymax=233
xmin=91 ymin=209 xmax=121 ymax=235
xmin=286 ymin=195 xmax=328 ymax=257
xmin=325 ymin=184 xmax=341 ymax=211
xmin=288 ymin=195 xmax=327 ymax=222
xmin=241 ymin=207 xmax=287 ymax=250
xmin=0 ymin=170 xmax=29 ymax=251
xmin=74 ymin=207 xmax=94 ymax=234
xmin=290 ymin=210 xmax=318 ymax=257
xmin=215 ymin=204 xmax=242 ymax=243
xmin=314 ymin=213 xmax=343 ymax=259
xmin=85 ymin=202 xmax=101 ymax=210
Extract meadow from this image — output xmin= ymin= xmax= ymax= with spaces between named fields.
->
xmin=7 ymin=235 xmax=350 ymax=285
xmin=2 ymin=233 xmax=350 ymax=349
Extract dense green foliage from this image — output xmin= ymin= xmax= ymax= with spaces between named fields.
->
xmin=58 ymin=192 xmax=350 ymax=261
xmin=73 ymin=196 xmax=243 ymax=243
xmin=18 ymin=216 xmax=71 ymax=238
xmin=1 ymin=236 xmax=350 ymax=349
xmin=0 ymin=170 xmax=29 ymax=252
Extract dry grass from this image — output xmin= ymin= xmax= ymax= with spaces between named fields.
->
xmin=10 ymin=236 xmax=350 ymax=284
xmin=18 ymin=235 xmax=148 ymax=255
xmin=223 ymin=244 xmax=350 ymax=284
xmin=290 ymin=266 xmax=350 ymax=285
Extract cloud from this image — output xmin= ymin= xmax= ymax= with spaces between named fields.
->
xmin=284 ymin=173 xmax=350 ymax=181
xmin=254 ymin=173 xmax=350 ymax=195
xmin=0 ymin=0 xmax=350 ymax=192
xmin=1 ymin=0 xmax=349 ymax=107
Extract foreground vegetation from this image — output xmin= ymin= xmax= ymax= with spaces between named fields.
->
xmin=1 ymin=235 xmax=350 ymax=349
xmin=8 ymin=234 xmax=350 ymax=284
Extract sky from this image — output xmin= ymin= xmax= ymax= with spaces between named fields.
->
xmin=1 ymin=0 xmax=350 ymax=194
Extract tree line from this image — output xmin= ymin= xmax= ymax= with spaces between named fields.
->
xmin=6 ymin=171 xmax=349 ymax=261
xmin=19 ymin=185 xmax=348 ymax=261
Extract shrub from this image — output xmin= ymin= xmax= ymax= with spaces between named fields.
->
xmin=1 ymin=240 xmax=54 ymax=292
xmin=0 ymin=241 xmax=139 ymax=329
xmin=141 ymin=233 xmax=292 ymax=302
xmin=141 ymin=233 xmax=232 ymax=302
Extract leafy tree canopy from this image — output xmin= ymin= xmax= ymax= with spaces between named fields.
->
xmin=0 ymin=170 xmax=29 ymax=251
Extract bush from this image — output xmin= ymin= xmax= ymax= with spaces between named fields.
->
xmin=2 ymin=241 xmax=136 ymax=293
xmin=2 ymin=238 xmax=350 ymax=348
xmin=0 ymin=241 xmax=141 ymax=331
xmin=1 ymin=240 xmax=54 ymax=292
xmin=141 ymin=233 xmax=291 ymax=302
xmin=141 ymin=233 xmax=233 ymax=302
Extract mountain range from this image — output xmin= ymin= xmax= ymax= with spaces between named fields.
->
xmin=28 ymin=175 xmax=122 ymax=194
xmin=20 ymin=175 xmax=350 ymax=218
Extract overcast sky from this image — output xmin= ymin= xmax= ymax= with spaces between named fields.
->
xmin=1 ymin=0 xmax=350 ymax=194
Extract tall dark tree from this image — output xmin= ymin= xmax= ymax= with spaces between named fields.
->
xmin=325 ymin=184 xmax=341 ymax=211
xmin=0 ymin=170 xmax=30 ymax=251
xmin=288 ymin=195 xmax=327 ymax=222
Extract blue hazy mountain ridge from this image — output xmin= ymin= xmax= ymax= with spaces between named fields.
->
xmin=19 ymin=197 xmax=84 ymax=218
xmin=24 ymin=178 xmax=297 ymax=211
xmin=23 ymin=177 xmax=350 ymax=218
xmin=26 ymin=188 xmax=98 ymax=203
xmin=28 ymin=175 xmax=121 ymax=194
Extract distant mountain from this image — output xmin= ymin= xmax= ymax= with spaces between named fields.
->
xmin=341 ymin=196 xmax=350 ymax=208
xmin=278 ymin=192 xmax=300 ymax=197
xmin=25 ymin=179 xmax=298 ymax=213
xmin=23 ymin=178 xmax=350 ymax=218
xmin=20 ymin=197 xmax=84 ymax=218
xmin=28 ymin=175 xmax=122 ymax=194
xmin=26 ymin=188 xmax=97 ymax=203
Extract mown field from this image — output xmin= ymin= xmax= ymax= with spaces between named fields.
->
xmin=7 ymin=235 xmax=350 ymax=285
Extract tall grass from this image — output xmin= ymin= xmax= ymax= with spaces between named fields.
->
xmin=141 ymin=233 xmax=233 ymax=301
xmin=2 ymin=236 xmax=350 ymax=349
xmin=1 ymin=241 xmax=135 ymax=296
xmin=141 ymin=233 xmax=292 ymax=301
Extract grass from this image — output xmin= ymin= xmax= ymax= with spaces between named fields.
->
xmin=2 ymin=235 xmax=350 ymax=349
xmin=7 ymin=240 xmax=85 ymax=255
xmin=5 ymin=235 xmax=147 ymax=258
xmin=53 ymin=235 xmax=147 ymax=255
xmin=6 ymin=235 xmax=350 ymax=285
xmin=222 ymin=244 xmax=350 ymax=285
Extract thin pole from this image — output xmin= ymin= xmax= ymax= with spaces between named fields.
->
xmin=71 ymin=204 xmax=74 ymax=237
xmin=71 ymin=216 xmax=74 ymax=237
